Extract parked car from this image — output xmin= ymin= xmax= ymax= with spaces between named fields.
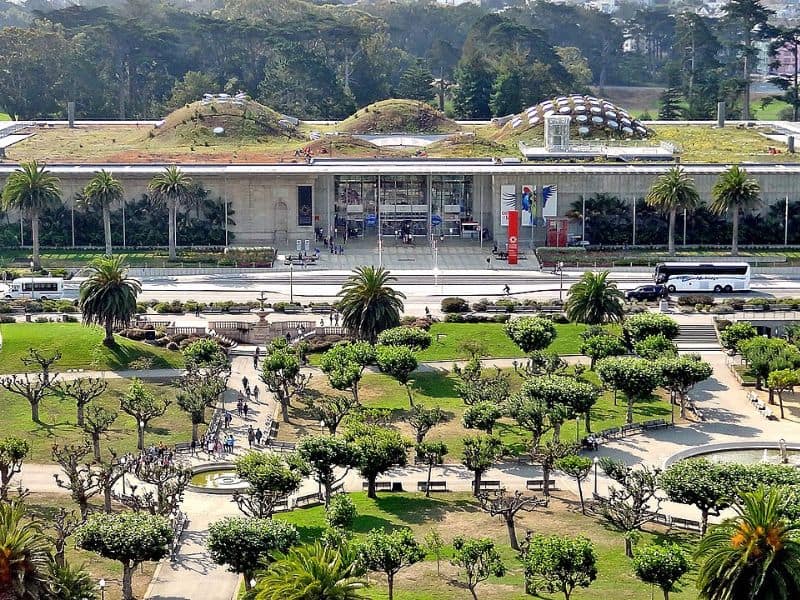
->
xmin=625 ymin=285 xmax=667 ymax=301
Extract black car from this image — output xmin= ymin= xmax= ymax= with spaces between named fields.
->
xmin=625 ymin=285 xmax=667 ymax=301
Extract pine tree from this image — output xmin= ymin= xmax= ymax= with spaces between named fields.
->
xmin=453 ymin=55 xmax=493 ymax=119
xmin=397 ymin=59 xmax=434 ymax=102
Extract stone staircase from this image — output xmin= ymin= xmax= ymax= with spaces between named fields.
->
xmin=675 ymin=323 xmax=720 ymax=352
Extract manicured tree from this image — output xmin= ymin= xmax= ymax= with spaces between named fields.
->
xmin=696 ymin=485 xmax=800 ymax=600
xmin=525 ymin=351 xmax=568 ymax=377
xmin=261 ymin=338 xmax=311 ymax=422
xmin=739 ymin=336 xmax=800 ymax=393
xmin=0 ymin=160 xmax=61 ymax=270
xmin=533 ymin=441 xmax=576 ymax=498
xmin=375 ymin=344 xmax=418 ymax=406
xmin=633 ymin=543 xmax=690 ymax=600
xmin=660 ymin=459 xmax=736 ymax=534
xmin=252 ymin=541 xmax=367 ymax=600
xmin=623 ymin=313 xmax=680 ymax=345
xmin=596 ymin=357 xmax=662 ymax=424
xmin=479 ymin=489 xmax=547 ymax=550
xmin=462 ymin=435 xmax=504 ymax=497
xmin=181 ymin=338 xmax=228 ymax=370
xmin=524 ymin=535 xmax=598 ymax=600
xmin=658 ymin=354 xmax=713 ymax=419
xmin=645 ymin=166 xmax=700 ymax=256
xmin=337 ymin=266 xmax=406 ymax=342
xmin=305 ymin=394 xmax=358 ymax=435
xmin=118 ymin=460 xmax=192 ymax=516
xmin=450 ymin=536 xmax=506 ymax=600
xmin=455 ymin=361 xmax=510 ymax=406
xmin=0 ymin=501 xmax=51 ymax=599
xmin=405 ymin=403 xmax=445 ymax=444
xmin=177 ymin=370 xmax=226 ymax=443
xmin=518 ymin=375 xmax=598 ymax=436
xmin=507 ymin=395 xmax=554 ymax=448
xmin=82 ymin=404 xmax=118 ymax=460
xmin=358 ymin=528 xmax=424 ymax=600
xmin=148 ymin=165 xmax=192 ymax=261
xmin=344 ymin=424 xmax=409 ymax=499
xmin=120 ymin=378 xmax=171 ymax=450
xmin=297 ymin=435 xmax=354 ymax=506
xmin=0 ymin=437 xmax=29 ymax=501
xmin=77 ymin=511 xmax=173 ymax=600
xmin=79 ymin=256 xmax=142 ymax=346
xmin=425 ymin=529 xmax=445 ymax=576
xmin=207 ymin=517 xmax=299 ymax=591
xmin=326 ymin=494 xmax=357 ymax=530
xmin=710 ymin=164 xmax=762 ymax=256
xmin=580 ymin=333 xmax=625 ymax=370
xmin=416 ymin=441 xmax=448 ymax=498
xmin=377 ymin=326 xmax=432 ymax=350
xmin=52 ymin=443 xmax=101 ymax=519
xmin=565 ymin=271 xmax=625 ymax=324
xmin=51 ymin=507 xmax=82 ymax=568
xmin=0 ymin=348 xmax=60 ymax=423
xmin=233 ymin=451 xmax=308 ymax=518
xmin=720 ymin=321 xmax=757 ymax=352
xmin=635 ymin=334 xmax=678 ymax=360
xmin=767 ymin=368 xmax=800 ymax=419
xmin=504 ymin=316 xmax=557 ymax=353
xmin=56 ymin=377 xmax=108 ymax=428
xmin=463 ymin=401 xmax=503 ymax=434
xmin=556 ymin=455 xmax=592 ymax=514
xmin=320 ymin=341 xmax=375 ymax=404
xmin=82 ymin=169 xmax=123 ymax=256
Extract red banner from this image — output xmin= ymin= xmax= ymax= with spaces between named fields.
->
xmin=507 ymin=210 xmax=518 ymax=265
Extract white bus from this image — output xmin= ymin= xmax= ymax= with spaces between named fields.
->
xmin=654 ymin=262 xmax=751 ymax=293
xmin=3 ymin=277 xmax=64 ymax=300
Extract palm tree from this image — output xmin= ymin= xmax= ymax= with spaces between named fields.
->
xmin=695 ymin=485 xmax=800 ymax=600
xmin=645 ymin=166 xmax=700 ymax=255
xmin=82 ymin=170 xmax=124 ymax=257
xmin=0 ymin=501 xmax=51 ymax=600
xmin=710 ymin=165 xmax=761 ymax=256
xmin=337 ymin=266 xmax=406 ymax=342
xmin=0 ymin=160 xmax=61 ymax=270
xmin=79 ymin=256 xmax=142 ymax=346
xmin=148 ymin=165 xmax=192 ymax=261
xmin=565 ymin=271 xmax=625 ymax=324
xmin=253 ymin=542 xmax=367 ymax=600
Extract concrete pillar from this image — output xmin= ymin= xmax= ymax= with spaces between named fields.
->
xmin=67 ymin=102 xmax=75 ymax=128
xmin=788 ymin=135 xmax=795 ymax=154
xmin=717 ymin=102 xmax=726 ymax=128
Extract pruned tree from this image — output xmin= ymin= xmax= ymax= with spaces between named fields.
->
xmin=233 ymin=451 xmax=308 ymax=517
xmin=504 ymin=316 xmax=557 ymax=353
xmin=463 ymin=401 xmax=503 ymax=434
xmin=531 ymin=441 xmax=576 ymax=498
xmin=462 ymin=435 xmax=504 ymax=497
xmin=90 ymin=449 xmax=125 ymax=513
xmin=596 ymin=357 xmax=662 ymax=424
xmin=52 ymin=507 xmax=82 ymax=568
xmin=297 ymin=435 xmax=354 ymax=506
xmin=52 ymin=442 xmax=101 ymax=519
xmin=632 ymin=543 xmax=690 ymax=600
xmin=261 ymin=339 xmax=311 ymax=422
xmin=319 ymin=341 xmax=375 ymax=404
xmin=555 ymin=455 xmax=592 ymax=514
xmin=767 ymin=368 xmax=800 ymax=419
xmin=451 ymin=536 xmax=506 ymax=600
xmin=344 ymin=424 xmax=409 ymax=499
xmin=56 ymin=377 xmax=108 ymax=427
xmin=0 ymin=348 xmax=61 ymax=422
xmin=416 ymin=441 xmax=448 ymax=498
xmin=478 ymin=489 xmax=547 ymax=550
xmin=405 ymin=403 xmax=446 ymax=445
xmin=305 ymin=394 xmax=358 ymax=435
xmin=658 ymin=354 xmax=713 ymax=419
xmin=120 ymin=378 xmax=171 ymax=450
xmin=375 ymin=344 xmax=418 ymax=407
xmin=121 ymin=461 xmax=192 ymax=516
xmin=177 ymin=370 xmax=226 ymax=443
xmin=524 ymin=535 xmax=598 ymax=600
xmin=0 ymin=436 xmax=29 ymax=501
xmin=358 ymin=528 xmax=424 ymax=600
xmin=454 ymin=360 xmax=510 ymax=406
xmin=425 ymin=529 xmax=445 ymax=576
xmin=82 ymin=404 xmax=118 ymax=460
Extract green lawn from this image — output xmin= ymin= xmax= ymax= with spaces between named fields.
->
xmin=4 ymin=378 xmax=197 ymax=462
xmin=0 ymin=323 xmax=184 ymax=373
xmin=0 ymin=248 xmax=229 ymax=268
xmin=0 ymin=112 xmax=10 ymax=121
xmin=276 ymin=492 xmax=698 ymax=600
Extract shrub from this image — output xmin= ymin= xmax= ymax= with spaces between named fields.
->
xmin=716 ymin=319 xmax=732 ymax=331
xmin=325 ymin=494 xmax=357 ymax=529
xmin=62 ymin=315 xmax=79 ymax=323
xmin=441 ymin=297 xmax=470 ymax=313
xmin=128 ymin=357 xmax=155 ymax=370
xmin=719 ymin=321 xmax=757 ymax=351
xmin=377 ymin=326 xmax=432 ymax=350
xmin=121 ymin=328 xmax=149 ymax=341
xmin=34 ymin=316 xmax=51 ymax=323
xmin=505 ymin=316 xmax=557 ymax=352
xmin=24 ymin=300 xmax=43 ymax=313
xmin=166 ymin=341 xmax=180 ymax=351
xmin=471 ymin=298 xmax=489 ymax=312
xmin=154 ymin=301 xmax=185 ymax=314
xmin=677 ymin=294 xmax=714 ymax=306
xmin=0 ymin=315 xmax=14 ymax=323
xmin=546 ymin=313 xmax=569 ymax=324
xmin=0 ymin=303 xmax=11 ymax=313
xmin=623 ymin=313 xmax=679 ymax=343
xmin=634 ymin=334 xmax=677 ymax=360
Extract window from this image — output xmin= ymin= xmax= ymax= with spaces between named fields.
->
xmin=297 ymin=186 xmax=313 ymax=227
xmin=33 ymin=282 xmax=58 ymax=292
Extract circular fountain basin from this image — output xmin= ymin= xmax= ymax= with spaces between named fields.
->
xmin=188 ymin=463 xmax=250 ymax=494
xmin=666 ymin=442 xmax=800 ymax=468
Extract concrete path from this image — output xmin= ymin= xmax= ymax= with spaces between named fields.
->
xmin=1 ymin=368 xmax=182 ymax=381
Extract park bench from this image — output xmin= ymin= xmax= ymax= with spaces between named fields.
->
xmin=330 ymin=482 xmax=345 ymax=496
xmin=203 ymin=307 xmax=223 ymax=314
xmin=620 ymin=423 xmax=643 ymax=436
xmin=538 ymin=306 xmax=564 ymax=313
xmin=310 ymin=305 xmax=334 ymax=314
xmin=273 ymin=498 xmax=290 ymax=513
xmin=267 ymin=440 xmax=296 ymax=452
xmin=282 ymin=306 xmax=303 ymax=314
xmin=669 ymin=516 xmax=702 ymax=533
xmin=641 ymin=419 xmax=670 ymax=431
xmin=417 ymin=480 xmax=449 ymax=493
xmin=597 ymin=427 xmax=621 ymax=440
xmin=173 ymin=442 xmax=191 ymax=454
xmin=526 ymin=479 xmax=557 ymax=491
xmin=484 ymin=305 xmax=508 ymax=313
xmin=515 ymin=306 xmax=539 ymax=313
xmin=362 ymin=481 xmax=398 ymax=492
xmin=294 ymin=492 xmax=323 ymax=508
xmin=228 ymin=306 xmax=250 ymax=314
xmin=476 ymin=480 xmax=503 ymax=492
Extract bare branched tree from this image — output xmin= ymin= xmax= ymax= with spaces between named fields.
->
xmin=56 ymin=377 xmax=108 ymax=427
xmin=0 ymin=349 xmax=61 ymax=422
xmin=479 ymin=489 xmax=548 ymax=550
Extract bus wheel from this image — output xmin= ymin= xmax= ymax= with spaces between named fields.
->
xmin=713 ymin=285 xmax=722 ymax=293
xmin=724 ymin=285 xmax=733 ymax=293
xmin=667 ymin=285 xmax=676 ymax=293
xmin=39 ymin=296 xmax=47 ymax=301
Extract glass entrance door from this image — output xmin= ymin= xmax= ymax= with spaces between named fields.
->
xmin=334 ymin=176 xmax=378 ymax=240
xmin=379 ymin=175 xmax=428 ymax=243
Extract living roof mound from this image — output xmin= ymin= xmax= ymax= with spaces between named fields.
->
xmin=338 ymin=99 xmax=460 ymax=134
xmin=153 ymin=98 xmax=303 ymax=142
xmin=300 ymin=135 xmax=400 ymax=158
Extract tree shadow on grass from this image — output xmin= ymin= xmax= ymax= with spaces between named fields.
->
xmin=373 ymin=494 xmax=478 ymax=526
xmin=292 ymin=524 xmax=327 ymax=544
xmin=413 ymin=373 xmax=459 ymax=399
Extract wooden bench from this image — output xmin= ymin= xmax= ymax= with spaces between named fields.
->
xmin=272 ymin=498 xmax=290 ymax=513
xmin=267 ymin=440 xmax=296 ymax=451
xmin=526 ymin=479 xmax=557 ymax=491
xmin=173 ymin=442 xmax=191 ymax=454
xmin=669 ymin=516 xmax=702 ymax=533
xmin=417 ymin=480 xmax=449 ymax=493
xmin=362 ymin=481 xmax=396 ymax=492
xmin=310 ymin=305 xmax=334 ymax=314
xmin=484 ymin=305 xmax=509 ymax=313
xmin=294 ymin=492 xmax=323 ymax=508
xmin=476 ymin=480 xmax=503 ymax=492
xmin=641 ymin=419 xmax=670 ymax=431
xmin=282 ymin=306 xmax=303 ymax=314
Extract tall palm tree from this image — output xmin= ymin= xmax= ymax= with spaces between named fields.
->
xmin=0 ymin=160 xmax=61 ymax=270
xmin=565 ymin=271 xmax=625 ymax=324
xmin=0 ymin=501 xmax=51 ymax=600
xmin=645 ymin=165 xmax=700 ymax=255
xmin=337 ymin=266 xmax=406 ymax=342
xmin=82 ymin=170 xmax=124 ymax=257
xmin=79 ymin=256 xmax=142 ymax=346
xmin=710 ymin=165 xmax=761 ymax=256
xmin=148 ymin=165 xmax=192 ymax=261
xmin=695 ymin=485 xmax=800 ymax=600
xmin=253 ymin=542 xmax=367 ymax=600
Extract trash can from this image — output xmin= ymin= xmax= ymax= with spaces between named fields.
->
xmin=659 ymin=300 xmax=669 ymax=313
xmin=391 ymin=482 xmax=404 ymax=493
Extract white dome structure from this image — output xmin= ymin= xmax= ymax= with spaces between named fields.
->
xmin=521 ymin=94 xmax=649 ymax=139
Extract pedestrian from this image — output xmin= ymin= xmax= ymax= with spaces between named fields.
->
xmin=504 ymin=284 xmax=510 ymax=295
xmin=253 ymin=354 xmax=258 ymax=369
xmin=255 ymin=428 xmax=263 ymax=445
xmin=253 ymin=386 xmax=260 ymax=403
xmin=425 ymin=306 xmax=431 ymax=318
xmin=285 ymin=332 xmax=291 ymax=342
xmin=195 ymin=305 xmax=201 ymax=317
xmin=243 ymin=402 xmax=249 ymax=419
xmin=247 ymin=426 xmax=254 ymax=448
xmin=227 ymin=434 xmax=235 ymax=453
xmin=486 ymin=256 xmax=491 ymax=269
xmin=320 ymin=318 xmax=324 ymax=327
xmin=334 ymin=313 xmax=339 ymax=326
xmin=242 ymin=375 xmax=249 ymax=392
xmin=329 ymin=314 xmax=333 ymax=326
xmin=236 ymin=398 xmax=243 ymax=416
xmin=215 ymin=438 xmax=223 ymax=457
xmin=190 ymin=439 xmax=197 ymax=456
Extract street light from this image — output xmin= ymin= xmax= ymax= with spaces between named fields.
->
xmin=593 ymin=456 xmax=600 ymax=498
xmin=558 ymin=261 xmax=565 ymax=301
xmin=139 ymin=420 xmax=145 ymax=450
xmin=120 ymin=456 xmax=127 ymax=495
xmin=99 ymin=578 xmax=106 ymax=600
xmin=289 ymin=263 xmax=294 ymax=304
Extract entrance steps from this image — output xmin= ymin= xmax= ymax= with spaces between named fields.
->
xmin=675 ymin=323 xmax=720 ymax=351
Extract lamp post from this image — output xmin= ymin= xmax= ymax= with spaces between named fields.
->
xmin=576 ymin=415 xmax=581 ymax=444
xmin=120 ymin=456 xmax=127 ymax=495
xmin=289 ymin=263 xmax=294 ymax=304
xmin=139 ymin=420 xmax=145 ymax=451
xmin=593 ymin=456 xmax=600 ymax=497
xmin=558 ymin=261 xmax=565 ymax=301
xmin=99 ymin=579 xmax=106 ymax=600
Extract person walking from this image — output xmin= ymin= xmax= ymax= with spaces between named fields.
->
xmin=236 ymin=398 xmax=243 ymax=417
xmin=247 ymin=426 xmax=255 ymax=448
xmin=227 ymin=434 xmax=235 ymax=454
xmin=253 ymin=386 xmax=260 ymax=404
xmin=242 ymin=375 xmax=249 ymax=394
xmin=190 ymin=439 xmax=197 ymax=456
xmin=255 ymin=428 xmax=263 ymax=446
xmin=243 ymin=402 xmax=249 ymax=419
xmin=334 ymin=312 xmax=339 ymax=326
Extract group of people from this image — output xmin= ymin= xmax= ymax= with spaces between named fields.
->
xmin=124 ymin=444 xmax=177 ymax=473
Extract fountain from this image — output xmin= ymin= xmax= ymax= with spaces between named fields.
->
xmin=666 ymin=442 xmax=800 ymax=468
xmin=188 ymin=463 xmax=249 ymax=494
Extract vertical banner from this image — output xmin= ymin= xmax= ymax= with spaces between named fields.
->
xmin=542 ymin=184 xmax=558 ymax=218
xmin=500 ymin=184 xmax=516 ymax=226
xmin=297 ymin=185 xmax=313 ymax=226
xmin=507 ymin=209 xmax=519 ymax=265
xmin=521 ymin=184 xmax=535 ymax=226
